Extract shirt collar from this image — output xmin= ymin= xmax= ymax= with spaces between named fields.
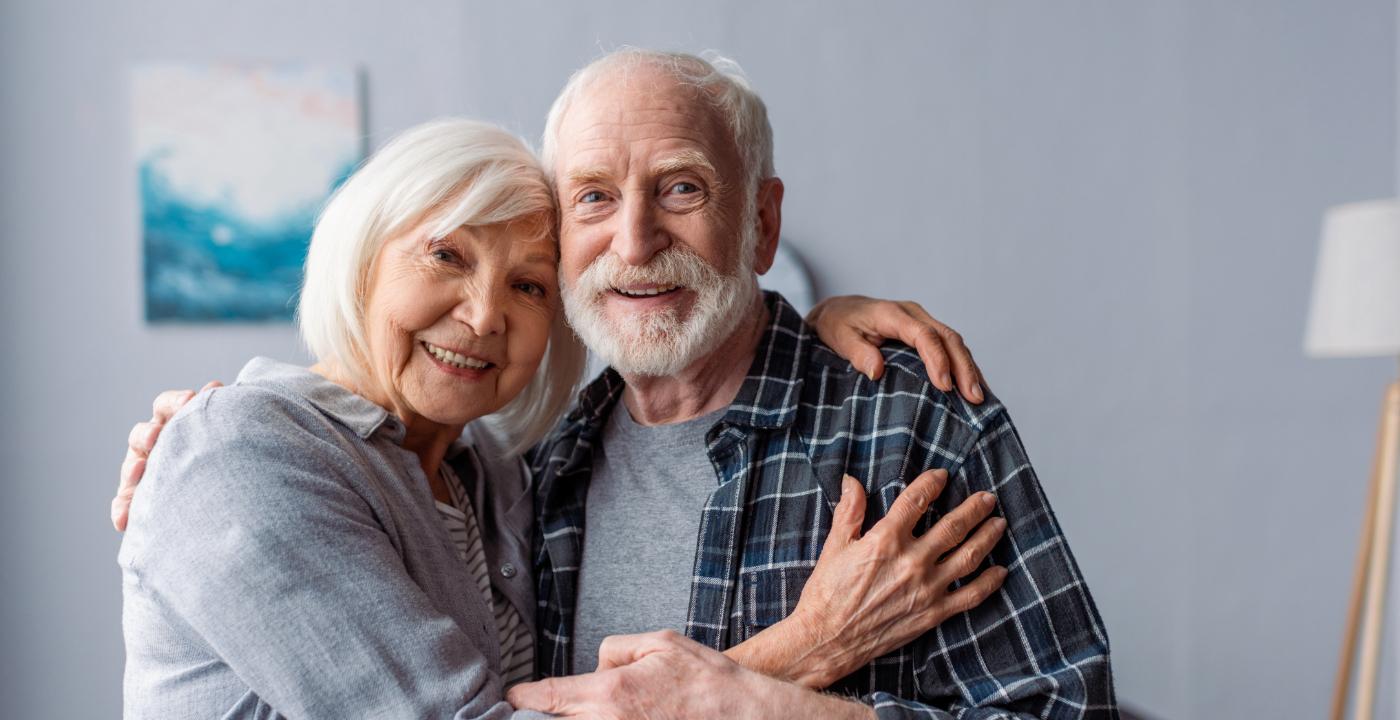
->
xmin=234 ymin=357 xmax=401 ymax=441
xmin=563 ymin=291 xmax=809 ymax=432
xmin=721 ymin=291 xmax=809 ymax=430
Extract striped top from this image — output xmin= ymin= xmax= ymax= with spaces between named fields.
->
xmin=436 ymin=463 xmax=535 ymax=687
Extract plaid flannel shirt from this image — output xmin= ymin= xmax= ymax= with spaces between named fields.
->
xmin=532 ymin=292 xmax=1117 ymax=719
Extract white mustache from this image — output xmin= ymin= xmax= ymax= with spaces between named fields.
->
xmin=570 ymin=246 xmax=724 ymax=300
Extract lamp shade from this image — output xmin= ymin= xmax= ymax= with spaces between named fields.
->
xmin=1304 ymin=199 xmax=1400 ymax=358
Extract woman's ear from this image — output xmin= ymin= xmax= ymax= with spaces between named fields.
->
xmin=753 ymin=177 xmax=784 ymax=275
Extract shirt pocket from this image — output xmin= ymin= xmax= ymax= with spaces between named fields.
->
xmin=737 ymin=564 xmax=816 ymax=642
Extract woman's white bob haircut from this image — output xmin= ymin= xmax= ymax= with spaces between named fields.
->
xmin=298 ymin=118 xmax=586 ymax=453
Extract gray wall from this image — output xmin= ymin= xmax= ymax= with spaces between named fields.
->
xmin=1 ymin=1 xmax=1395 ymax=717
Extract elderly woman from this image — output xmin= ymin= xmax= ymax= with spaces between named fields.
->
xmin=119 ymin=119 xmax=1001 ymax=719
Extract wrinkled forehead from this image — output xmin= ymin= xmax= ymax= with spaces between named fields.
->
xmin=554 ymin=67 xmax=738 ymax=176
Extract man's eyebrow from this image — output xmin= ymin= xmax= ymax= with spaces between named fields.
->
xmin=651 ymin=151 xmax=716 ymax=176
xmin=563 ymin=167 xmax=612 ymax=186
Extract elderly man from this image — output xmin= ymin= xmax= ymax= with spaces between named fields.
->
xmin=115 ymin=49 xmax=1116 ymax=719
xmin=503 ymin=49 xmax=1116 ymax=718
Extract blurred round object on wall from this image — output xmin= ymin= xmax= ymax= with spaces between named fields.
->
xmin=760 ymin=241 xmax=815 ymax=314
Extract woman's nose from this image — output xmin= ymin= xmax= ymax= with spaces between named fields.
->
xmin=453 ymin=285 xmax=507 ymax=337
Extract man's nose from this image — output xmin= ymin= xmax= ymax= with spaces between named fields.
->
xmin=612 ymin=195 xmax=670 ymax=266
xmin=453 ymin=283 xmax=507 ymax=337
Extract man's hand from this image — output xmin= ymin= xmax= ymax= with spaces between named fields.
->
xmin=807 ymin=295 xmax=985 ymax=402
xmin=743 ymin=469 xmax=1007 ymax=688
xmin=111 ymin=382 xmax=220 ymax=531
xmin=507 ymin=630 xmax=872 ymax=720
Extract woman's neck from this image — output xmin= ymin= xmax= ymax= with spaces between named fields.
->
xmin=311 ymin=362 xmax=466 ymax=503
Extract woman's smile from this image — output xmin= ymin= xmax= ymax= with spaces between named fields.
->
xmin=420 ymin=340 xmax=498 ymax=379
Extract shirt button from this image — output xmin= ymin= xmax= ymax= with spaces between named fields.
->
xmin=500 ymin=562 xmax=517 ymax=579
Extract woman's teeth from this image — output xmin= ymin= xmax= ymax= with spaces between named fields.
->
xmin=422 ymin=342 xmax=491 ymax=370
xmin=616 ymin=284 xmax=680 ymax=297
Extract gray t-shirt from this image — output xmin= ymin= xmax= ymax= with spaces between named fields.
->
xmin=570 ymin=404 xmax=726 ymax=672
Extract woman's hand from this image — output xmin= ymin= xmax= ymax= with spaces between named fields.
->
xmin=807 ymin=295 xmax=985 ymax=403
xmin=729 ymin=469 xmax=1007 ymax=688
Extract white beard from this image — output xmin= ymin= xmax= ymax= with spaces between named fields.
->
xmin=562 ymin=227 xmax=760 ymax=378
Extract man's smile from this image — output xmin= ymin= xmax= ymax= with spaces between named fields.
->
xmin=612 ymin=283 xmax=682 ymax=297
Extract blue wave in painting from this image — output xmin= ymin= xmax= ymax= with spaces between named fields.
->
xmin=141 ymin=157 xmax=358 ymax=322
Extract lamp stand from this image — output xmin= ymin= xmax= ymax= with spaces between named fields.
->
xmin=1331 ymin=372 xmax=1400 ymax=720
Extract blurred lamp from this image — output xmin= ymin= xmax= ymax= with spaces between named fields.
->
xmin=1310 ymin=199 xmax=1400 ymax=720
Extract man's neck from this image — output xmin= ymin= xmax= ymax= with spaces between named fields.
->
xmin=620 ymin=295 xmax=769 ymax=426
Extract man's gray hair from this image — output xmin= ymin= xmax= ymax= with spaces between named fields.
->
xmin=540 ymin=48 xmax=775 ymax=194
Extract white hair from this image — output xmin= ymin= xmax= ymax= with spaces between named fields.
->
xmin=540 ymin=48 xmax=776 ymax=194
xmin=298 ymin=118 xmax=586 ymax=453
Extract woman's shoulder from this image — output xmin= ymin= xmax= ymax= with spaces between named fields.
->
xmin=127 ymin=361 xmax=386 ymax=556
xmin=143 ymin=358 xmax=388 ymax=509
xmin=166 ymin=358 xmax=388 ymax=446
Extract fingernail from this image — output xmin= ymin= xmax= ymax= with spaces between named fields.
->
xmin=938 ymin=372 xmax=952 ymax=389
xmin=980 ymin=492 xmax=997 ymax=508
xmin=992 ymin=516 xmax=1007 ymax=531
xmin=971 ymin=384 xmax=984 ymax=402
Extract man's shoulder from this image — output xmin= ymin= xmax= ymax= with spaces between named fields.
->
xmin=787 ymin=337 xmax=1018 ymax=497
xmin=802 ymin=337 xmax=1006 ymax=433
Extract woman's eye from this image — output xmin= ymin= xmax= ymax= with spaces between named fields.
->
xmin=579 ymin=191 xmax=607 ymax=204
xmin=431 ymin=248 xmax=459 ymax=263
xmin=514 ymin=282 xmax=546 ymax=298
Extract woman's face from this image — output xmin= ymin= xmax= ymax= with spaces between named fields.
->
xmin=359 ymin=217 xmax=558 ymax=429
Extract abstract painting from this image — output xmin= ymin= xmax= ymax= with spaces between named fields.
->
xmin=133 ymin=63 xmax=362 ymax=322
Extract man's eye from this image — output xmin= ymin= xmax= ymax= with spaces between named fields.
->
xmin=671 ymin=182 xmax=700 ymax=194
xmin=579 ymin=191 xmax=607 ymax=204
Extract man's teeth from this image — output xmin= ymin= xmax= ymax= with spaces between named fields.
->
xmin=423 ymin=342 xmax=491 ymax=370
xmin=616 ymin=285 xmax=680 ymax=297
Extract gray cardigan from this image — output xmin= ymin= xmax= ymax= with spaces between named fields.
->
xmin=119 ymin=358 xmax=546 ymax=719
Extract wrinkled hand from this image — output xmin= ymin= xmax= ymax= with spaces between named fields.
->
xmin=111 ymin=381 xmax=220 ymax=531
xmin=508 ymin=630 xmax=870 ymax=720
xmin=807 ymin=295 xmax=985 ymax=402
xmin=779 ymin=469 xmax=1008 ymax=688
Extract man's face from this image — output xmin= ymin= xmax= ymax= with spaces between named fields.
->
xmin=553 ymin=66 xmax=762 ymax=376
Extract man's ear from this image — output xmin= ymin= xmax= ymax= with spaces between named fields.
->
xmin=752 ymin=177 xmax=784 ymax=275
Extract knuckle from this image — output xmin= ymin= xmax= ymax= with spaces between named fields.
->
xmin=957 ymin=546 xmax=981 ymax=572
xmin=597 ymin=672 xmax=625 ymax=697
xmin=128 ymin=423 xmax=151 ymax=448
xmin=868 ymin=529 xmax=901 ymax=557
